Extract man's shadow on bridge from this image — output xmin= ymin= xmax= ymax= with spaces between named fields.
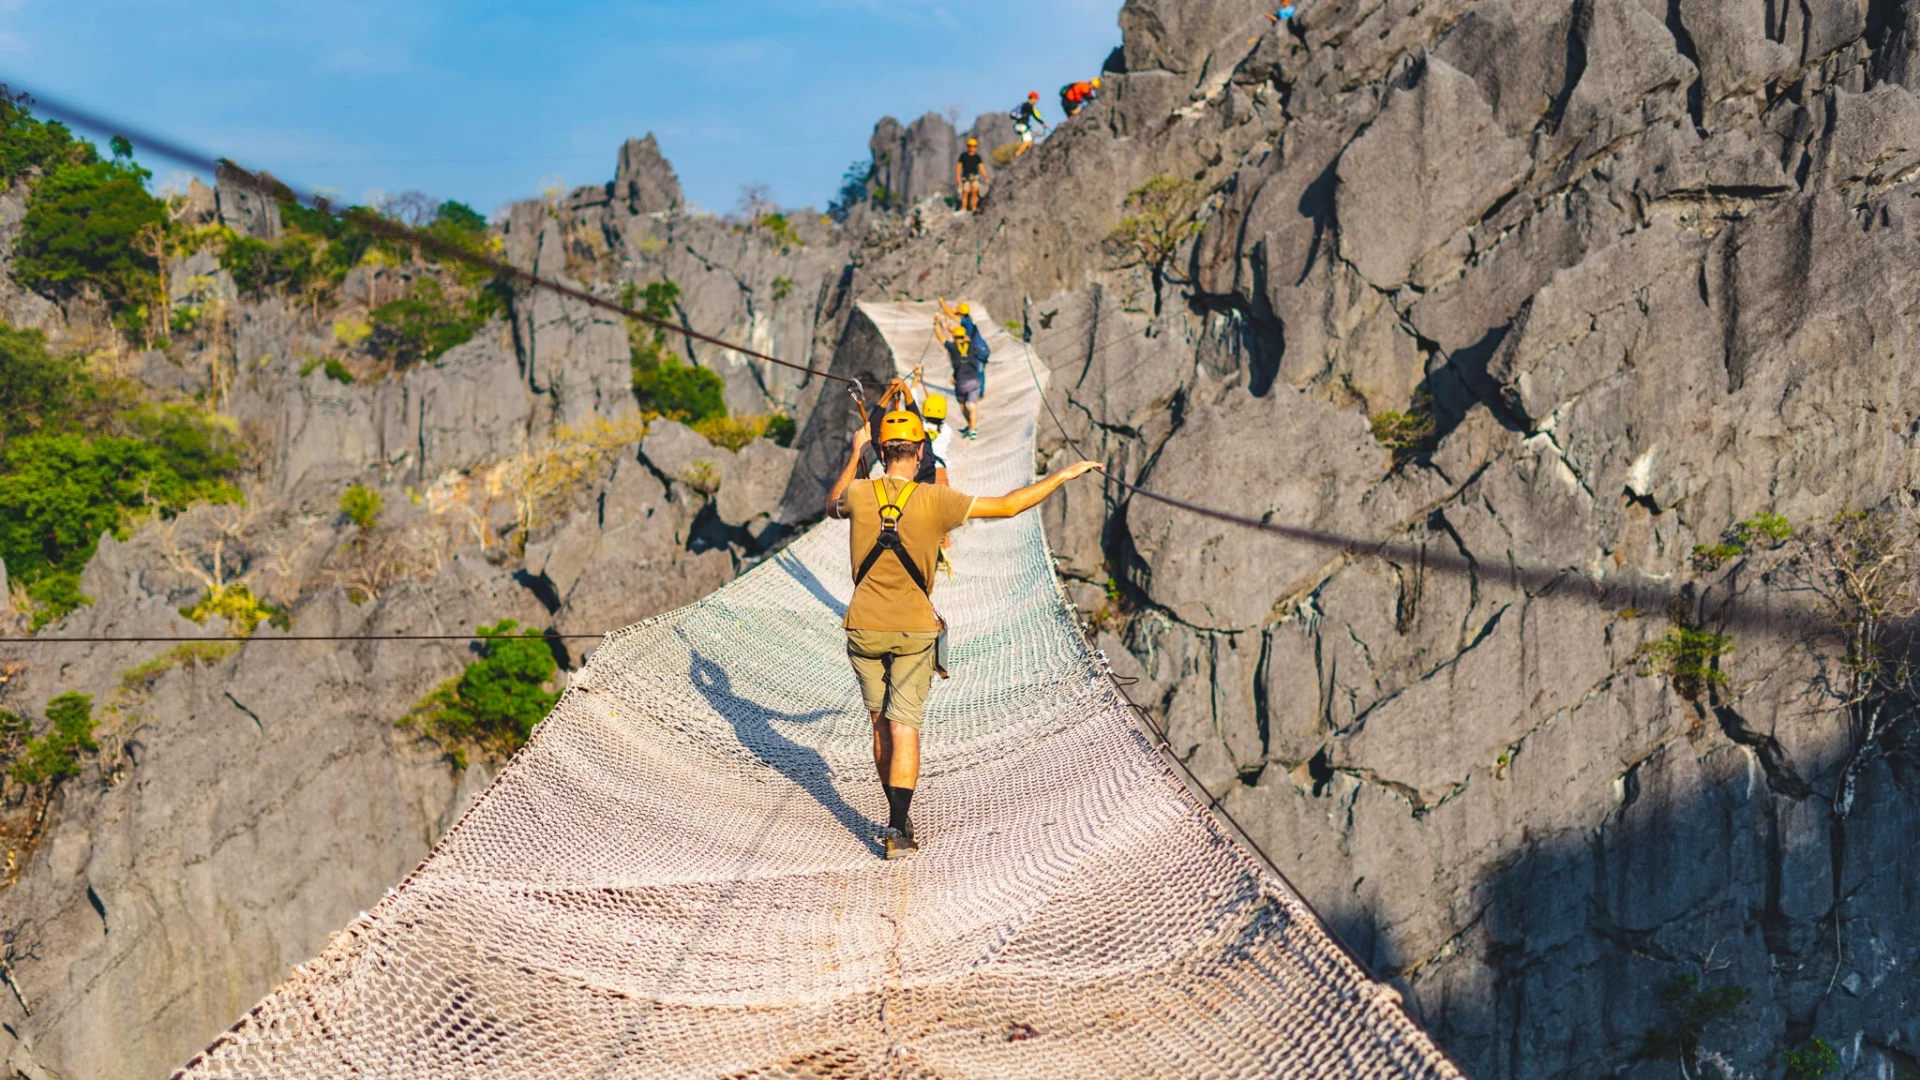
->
xmin=687 ymin=649 xmax=880 ymax=856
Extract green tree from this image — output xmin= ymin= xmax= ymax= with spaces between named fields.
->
xmin=401 ymin=620 xmax=560 ymax=766
xmin=0 ymin=87 xmax=92 ymax=184
xmin=11 ymin=692 xmax=98 ymax=786
xmin=625 ymin=279 xmax=725 ymax=422
xmin=15 ymin=155 xmax=166 ymax=319
xmin=0 ymin=323 xmax=85 ymax=439
xmin=369 ymin=278 xmax=490 ymax=366
xmin=1105 ymin=175 xmax=1208 ymax=291
xmin=0 ymin=410 xmax=243 ymax=627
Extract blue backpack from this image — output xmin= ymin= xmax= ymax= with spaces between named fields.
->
xmin=961 ymin=316 xmax=991 ymax=362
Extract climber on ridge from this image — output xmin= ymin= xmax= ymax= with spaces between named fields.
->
xmin=955 ymin=137 xmax=988 ymax=213
xmin=828 ymin=413 xmax=1102 ymax=859
xmin=1010 ymin=91 xmax=1048 ymax=158
xmin=1059 ymin=77 xmax=1101 ymax=118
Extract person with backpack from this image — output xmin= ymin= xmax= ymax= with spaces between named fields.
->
xmin=1059 ymin=77 xmax=1102 ymax=118
xmin=1010 ymin=92 xmax=1048 ymax=158
xmin=827 ymin=412 xmax=1102 ymax=858
xmin=954 ymin=137 xmax=988 ymax=213
xmin=934 ymin=318 xmax=985 ymax=437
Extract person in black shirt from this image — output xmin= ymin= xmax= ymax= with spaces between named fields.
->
xmin=954 ymin=137 xmax=988 ymax=212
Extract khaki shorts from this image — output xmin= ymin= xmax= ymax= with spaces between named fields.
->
xmin=846 ymin=629 xmax=942 ymax=730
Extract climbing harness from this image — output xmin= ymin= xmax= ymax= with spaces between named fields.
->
xmin=854 ymin=480 xmax=929 ymax=594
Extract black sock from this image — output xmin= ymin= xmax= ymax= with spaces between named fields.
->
xmin=886 ymin=786 xmax=915 ymax=834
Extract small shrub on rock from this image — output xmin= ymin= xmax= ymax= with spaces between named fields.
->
xmin=178 ymin=583 xmax=289 ymax=637
xmin=693 ymin=413 xmax=796 ymax=451
xmin=1783 ymin=1037 xmax=1838 ymax=1080
xmin=339 ymin=484 xmax=383 ymax=531
xmin=400 ymin=620 xmax=560 ymax=768
xmin=1638 ymin=625 xmax=1734 ymax=700
xmin=10 ymin=692 xmax=98 ymax=787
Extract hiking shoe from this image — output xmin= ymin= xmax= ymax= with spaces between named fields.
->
xmin=883 ymin=827 xmax=919 ymax=860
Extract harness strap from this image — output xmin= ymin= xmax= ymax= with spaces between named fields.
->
xmin=855 ymin=480 xmax=931 ymax=594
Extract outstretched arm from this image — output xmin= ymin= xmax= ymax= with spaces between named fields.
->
xmin=826 ymin=425 xmax=872 ymax=517
xmin=937 ymin=297 xmax=960 ymax=321
xmin=969 ymin=460 xmax=1103 ymax=519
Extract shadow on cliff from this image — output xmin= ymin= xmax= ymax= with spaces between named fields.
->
xmin=1297 ymin=716 xmax=1920 ymax=1080
xmin=687 ymin=650 xmax=880 ymax=856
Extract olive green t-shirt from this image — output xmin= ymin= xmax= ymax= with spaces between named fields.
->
xmin=833 ymin=478 xmax=976 ymax=632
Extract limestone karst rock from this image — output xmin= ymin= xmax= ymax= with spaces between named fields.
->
xmin=7 ymin=0 xmax=1920 ymax=1076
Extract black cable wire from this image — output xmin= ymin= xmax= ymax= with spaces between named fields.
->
xmin=7 ymin=84 xmax=857 ymax=388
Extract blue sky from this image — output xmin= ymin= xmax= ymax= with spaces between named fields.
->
xmin=4 ymin=0 xmax=1124 ymax=216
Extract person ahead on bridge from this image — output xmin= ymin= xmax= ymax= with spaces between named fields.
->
xmin=955 ymin=137 xmax=988 ymax=213
xmin=865 ymin=377 xmax=947 ymax=486
xmin=934 ymin=320 xmax=985 ymax=439
xmin=1010 ymin=92 xmax=1048 ymax=158
xmin=828 ymin=412 xmax=1102 ymax=859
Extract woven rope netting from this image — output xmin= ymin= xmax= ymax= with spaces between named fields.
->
xmin=175 ymin=303 xmax=1463 ymax=1079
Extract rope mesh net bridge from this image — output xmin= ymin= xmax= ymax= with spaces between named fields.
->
xmin=174 ymin=303 xmax=1463 ymax=1080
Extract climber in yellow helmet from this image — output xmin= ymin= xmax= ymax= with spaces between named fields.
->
xmin=828 ymin=412 xmax=1103 ymax=858
xmin=955 ymin=136 xmax=988 ymax=213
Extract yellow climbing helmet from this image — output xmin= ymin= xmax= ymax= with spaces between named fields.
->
xmin=880 ymin=409 xmax=927 ymax=443
xmin=952 ymin=325 xmax=969 ymax=338
xmin=956 ymin=302 xmax=971 ymax=315
xmin=922 ymin=394 xmax=949 ymax=422
xmin=1090 ymin=77 xmax=1102 ymax=89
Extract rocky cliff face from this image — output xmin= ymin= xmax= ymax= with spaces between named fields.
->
xmin=7 ymin=2 xmax=1920 ymax=1077
xmin=809 ymin=1 xmax=1920 ymax=1077
xmin=0 ymin=138 xmax=843 ymax=1078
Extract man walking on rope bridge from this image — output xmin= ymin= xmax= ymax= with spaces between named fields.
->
xmin=829 ymin=412 xmax=1102 ymax=859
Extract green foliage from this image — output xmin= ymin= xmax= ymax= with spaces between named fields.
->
xmin=755 ymin=213 xmax=804 ymax=249
xmin=1784 ymin=1037 xmax=1838 ymax=1080
xmin=339 ymin=484 xmax=383 ymax=531
xmin=765 ymin=413 xmax=797 ymax=447
xmin=369 ymin=278 xmax=489 ymax=366
xmin=692 ymin=412 xmax=796 ymax=451
xmin=827 ymin=158 xmax=873 ymax=220
xmin=1692 ymin=513 xmax=1794 ymax=571
xmin=10 ymin=693 xmax=98 ymax=787
xmin=179 ymin=583 xmax=289 ymax=637
xmin=0 ymin=322 xmax=86 ymax=439
xmin=637 ymin=360 xmax=726 ymax=424
xmin=0 ymin=87 xmax=93 ymax=184
xmin=1369 ymin=410 xmax=1436 ymax=455
xmin=625 ymin=278 xmax=725 ymax=422
xmin=400 ymin=620 xmax=560 ymax=766
xmin=1691 ymin=543 xmax=1746 ymax=572
xmin=1635 ymin=970 xmax=1751 ymax=1066
xmin=1743 ymin=512 xmax=1794 ymax=543
xmin=0 ymin=404 xmax=244 ymax=628
xmin=1104 ymin=176 xmax=1207 ymax=284
xmin=679 ymin=460 xmax=722 ymax=497
xmin=15 ymin=154 xmax=166 ymax=317
xmin=120 ymin=641 xmax=238 ymax=692
xmin=770 ymin=276 xmax=794 ymax=302
xmin=322 ymin=357 xmax=354 ymax=384
xmin=1639 ymin=625 xmax=1734 ymax=700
